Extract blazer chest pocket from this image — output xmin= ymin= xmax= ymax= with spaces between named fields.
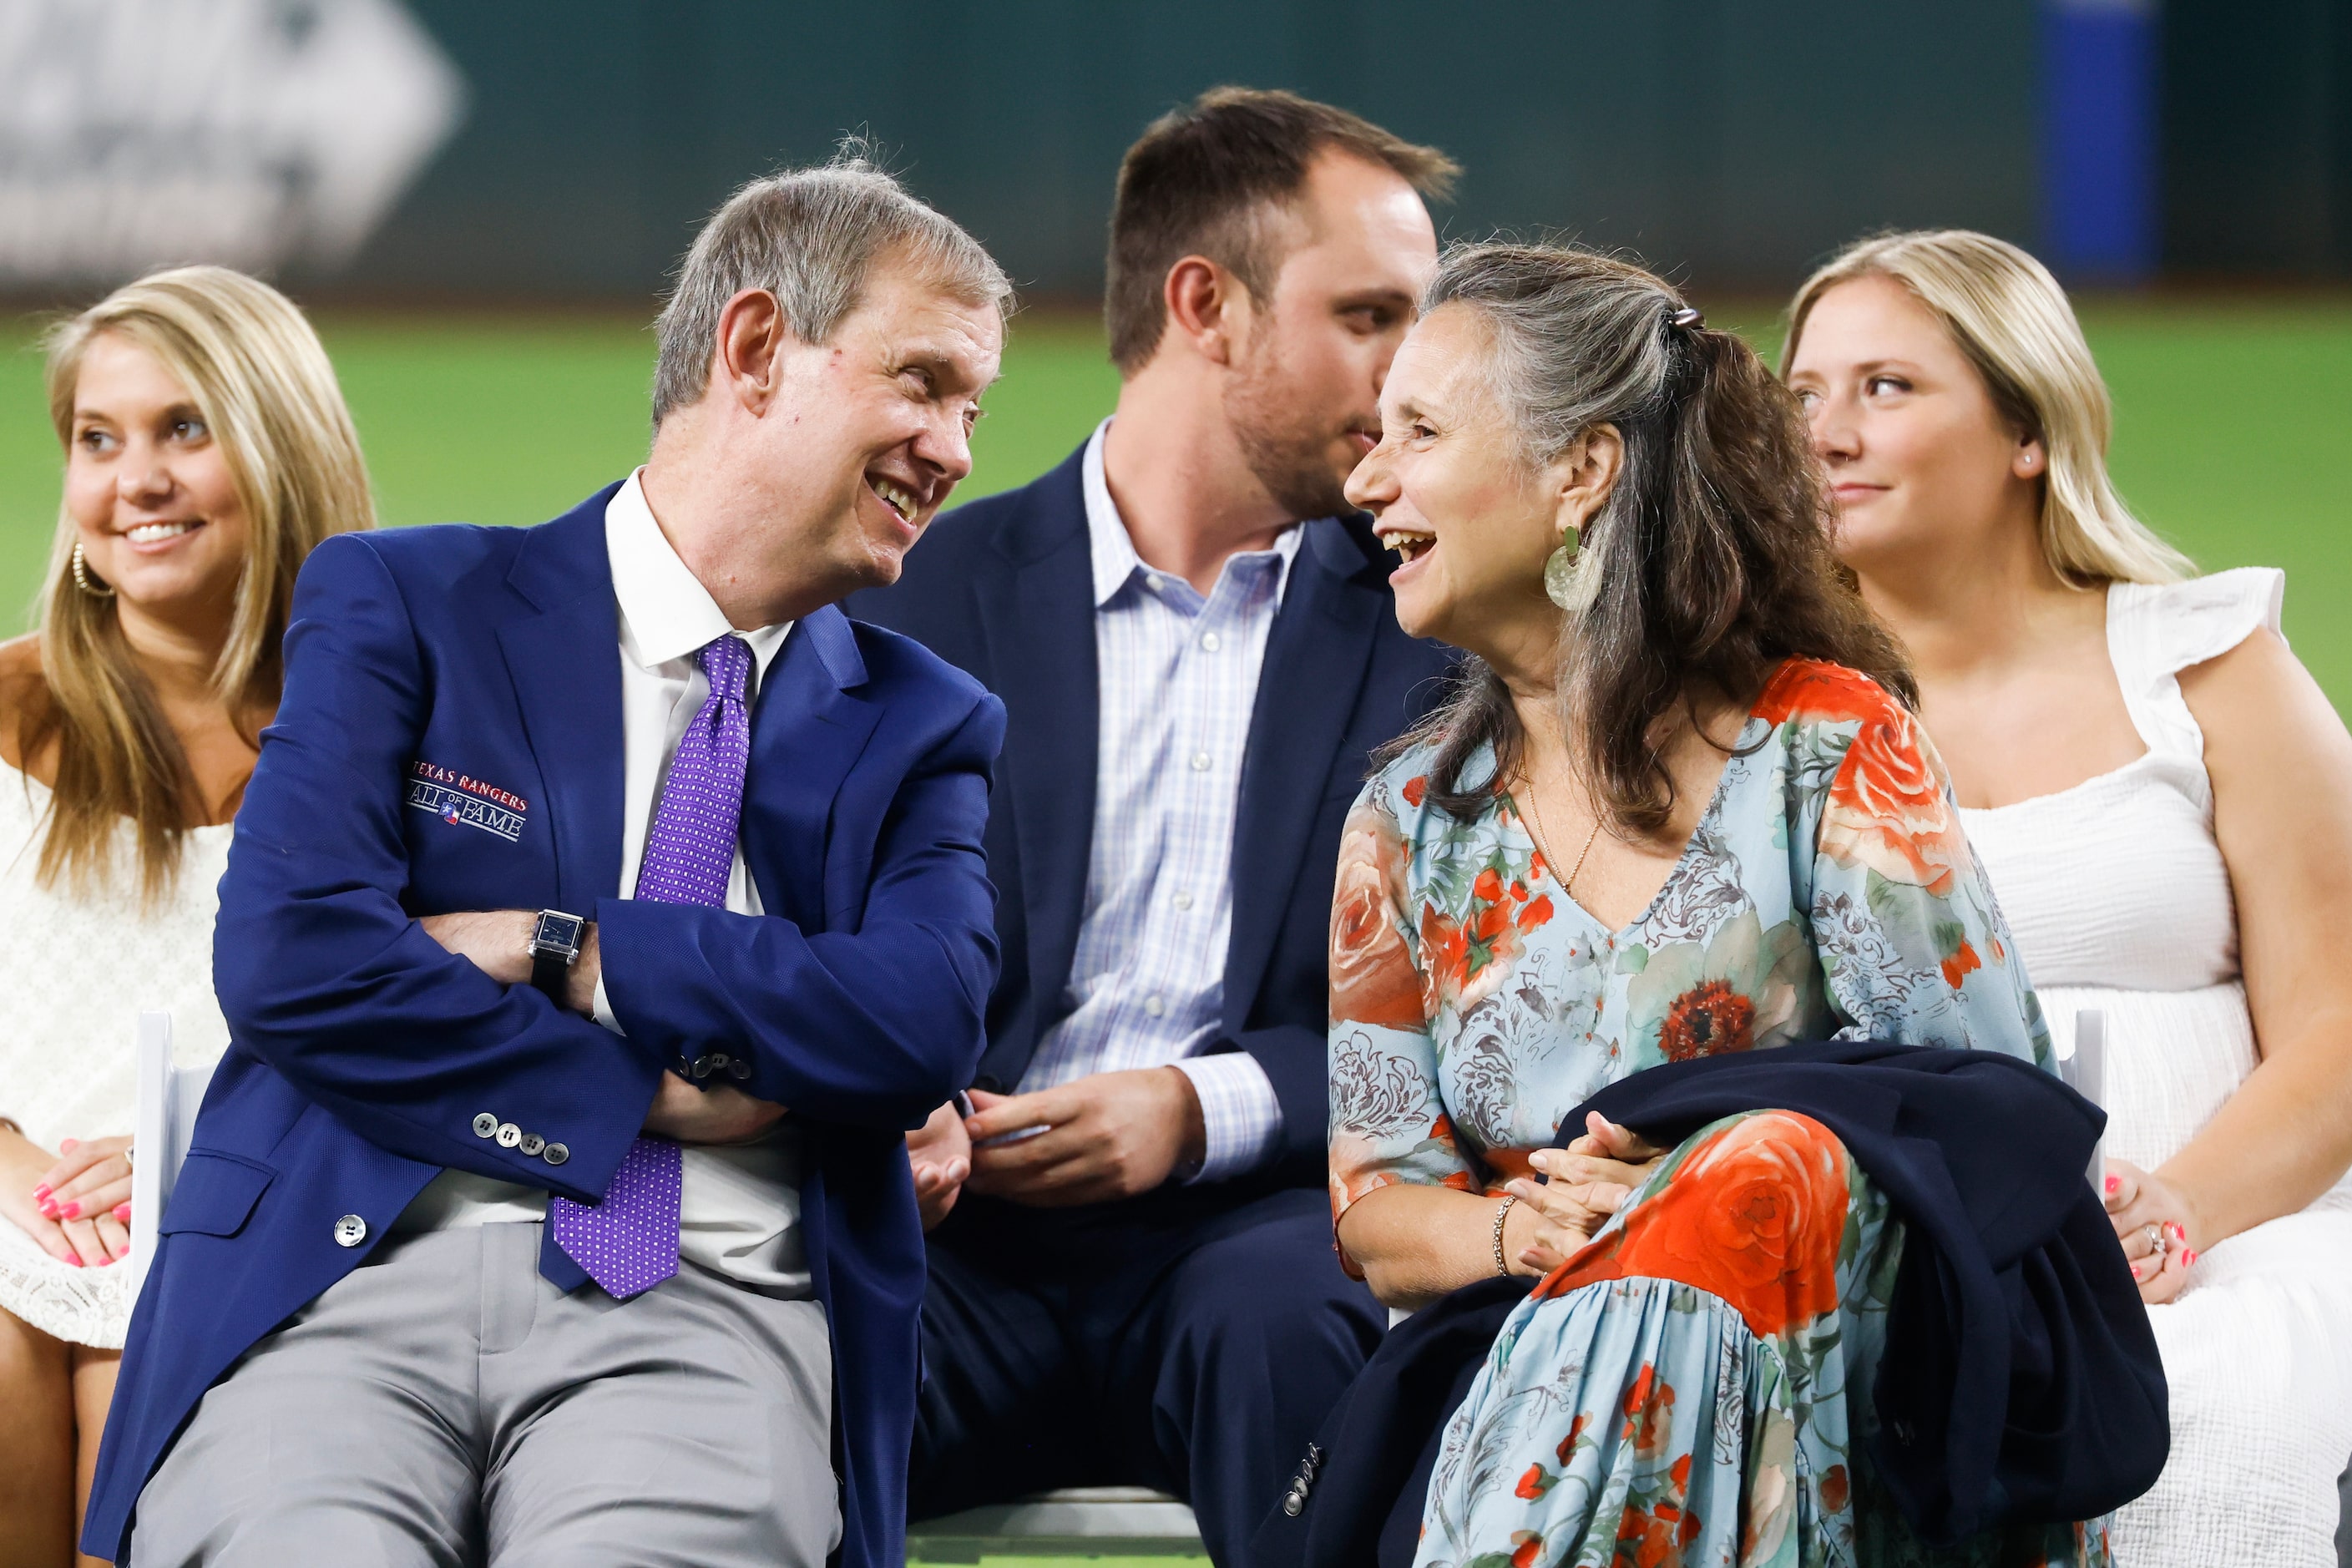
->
xmin=158 ymin=1150 xmax=276 ymax=1239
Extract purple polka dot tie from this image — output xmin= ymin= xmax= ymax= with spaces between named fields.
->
xmin=549 ymin=634 xmax=753 ymax=1299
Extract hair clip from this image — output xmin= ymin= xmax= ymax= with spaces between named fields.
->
xmin=1667 ymin=306 xmax=1703 ymax=331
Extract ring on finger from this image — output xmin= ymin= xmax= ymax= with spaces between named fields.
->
xmin=2142 ymin=1222 xmax=2165 ymax=1256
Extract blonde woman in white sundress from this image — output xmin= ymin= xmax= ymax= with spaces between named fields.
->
xmin=1786 ymin=229 xmax=2352 ymax=1568
xmin=0 ymin=267 xmax=372 ymax=1566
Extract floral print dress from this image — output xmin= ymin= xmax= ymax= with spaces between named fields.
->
xmin=1328 ymin=660 xmax=2107 ymax=1568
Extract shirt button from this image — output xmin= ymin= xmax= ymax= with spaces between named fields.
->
xmin=1144 ymin=996 xmax=1166 ymax=1019
xmin=1200 ymin=631 xmax=1221 ymax=652
xmin=472 ymin=1113 xmax=498 ymax=1139
xmin=1145 ymin=573 xmax=1163 ymax=592
xmin=1189 ymin=751 xmax=1211 ymax=771
xmin=332 ymin=1214 xmax=367 ymax=1248
xmin=1171 ymin=892 xmax=1194 ymax=911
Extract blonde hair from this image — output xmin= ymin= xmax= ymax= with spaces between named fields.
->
xmin=1783 ymin=229 xmax=2192 ymax=587
xmin=27 ymin=265 xmax=374 ymax=898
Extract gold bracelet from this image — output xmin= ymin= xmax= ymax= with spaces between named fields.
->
xmin=1490 ymin=1195 xmax=1519 ymax=1276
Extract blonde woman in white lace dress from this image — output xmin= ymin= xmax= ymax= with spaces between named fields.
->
xmin=0 ymin=267 xmax=371 ymax=1565
xmin=1786 ymin=230 xmax=2352 ymax=1567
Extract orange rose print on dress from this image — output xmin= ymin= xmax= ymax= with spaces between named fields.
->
xmin=1621 ymin=1363 xmax=1675 ymax=1458
xmin=1757 ymin=660 xmax=1970 ymax=898
xmin=1611 ymin=1503 xmax=1683 ymax=1568
xmin=1537 ymin=1112 xmax=1851 ymax=1339
xmin=1330 ymin=806 xmax=1425 ymax=1028
xmin=1420 ymin=862 xmax=1555 ymax=1014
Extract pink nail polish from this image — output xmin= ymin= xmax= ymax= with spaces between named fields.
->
xmin=33 ymin=1183 xmax=50 ymax=1201
xmin=113 ymin=1203 xmax=131 ymax=1223
xmin=59 ymin=1201 xmax=79 ymax=1220
xmin=96 ymin=1255 xmax=112 ymax=1267
xmin=2103 ymin=1176 xmax=2119 ymax=1195
xmin=59 ymin=1138 xmax=76 ymax=1152
xmin=2182 ymin=1250 xmax=2198 ymax=1268
xmin=38 ymin=1199 xmax=58 ymax=1218
xmin=66 ymin=1255 xmax=82 ymax=1268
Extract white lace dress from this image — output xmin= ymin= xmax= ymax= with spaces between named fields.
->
xmin=0 ymin=761 xmax=232 ymax=1348
xmin=1962 ymin=568 xmax=2352 ymax=1567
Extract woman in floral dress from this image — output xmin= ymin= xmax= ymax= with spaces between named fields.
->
xmin=1328 ymin=243 xmax=2103 ymax=1566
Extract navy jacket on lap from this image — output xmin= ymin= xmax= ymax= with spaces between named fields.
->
xmin=1254 ymin=1040 xmax=2167 ymax=1568
xmin=84 ymin=489 xmax=1004 ymax=1568
xmin=851 ymin=445 xmax=1455 ymax=1186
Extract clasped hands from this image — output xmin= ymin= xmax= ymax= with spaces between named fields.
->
xmin=420 ymin=910 xmax=783 ymax=1147
xmin=1499 ymin=1112 xmax=1664 ymax=1276
xmin=0 ymin=1126 xmax=133 ymax=1268
xmin=905 ymin=1066 xmax=1209 ymax=1230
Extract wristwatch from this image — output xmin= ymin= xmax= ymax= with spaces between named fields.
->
xmin=528 ymin=909 xmax=586 ymax=1003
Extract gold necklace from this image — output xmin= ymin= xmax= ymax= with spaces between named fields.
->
xmin=1519 ymin=771 xmax=1603 ymax=900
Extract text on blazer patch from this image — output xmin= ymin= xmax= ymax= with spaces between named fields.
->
xmin=407 ymin=761 xmax=528 ymax=843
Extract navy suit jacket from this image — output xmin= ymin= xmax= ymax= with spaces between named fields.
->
xmin=84 ymin=487 xmax=1005 ymax=1568
xmin=851 ymin=445 xmax=1454 ymax=1186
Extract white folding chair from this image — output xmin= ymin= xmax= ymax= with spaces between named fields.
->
xmin=127 ymin=1010 xmax=214 ymax=1302
xmin=2058 ymin=1008 xmax=2107 ymax=1191
xmin=905 ymin=1486 xmax=1204 ymax=1561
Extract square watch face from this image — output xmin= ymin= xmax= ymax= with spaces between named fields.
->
xmin=534 ymin=911 xmax=584 ymax=952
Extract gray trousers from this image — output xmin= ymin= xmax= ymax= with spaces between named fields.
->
xmin=130 ymin=1222 xmax=838 ymax=1567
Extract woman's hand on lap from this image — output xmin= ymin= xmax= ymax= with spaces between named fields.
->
xmin=1 ymin=1125 xmax=114 ymax=1266
xmin=39 ymin=1134 xmax=134 ymax=1264
xmin=2105 ymin=1156 xmax=2198 ymax=1304
xmin=1550 ymin=1111 xmax=1667 ymax=1190
xmin=1507 ymin=1152 xmax=1631 ymax=1275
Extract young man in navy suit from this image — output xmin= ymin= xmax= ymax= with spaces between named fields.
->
xmin=86 ymin=154 xmax=1009 ymax=1568
xmin=852 ymin=90 xmax=1459 ymax=1563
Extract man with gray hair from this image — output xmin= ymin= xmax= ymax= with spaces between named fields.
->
xmin=86 ymin=150 xmax=1008 ymax=1568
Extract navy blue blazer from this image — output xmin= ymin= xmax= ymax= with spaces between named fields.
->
xmin=850 ymin=444 xmax=1454 ymax=1185
xmin=84 ymin=487 xmax=1005 ymax=1568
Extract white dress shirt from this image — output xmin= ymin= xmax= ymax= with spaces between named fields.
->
xmin=1015 ymin=422 xmax=1294 ymax=1181
xmin=393 ymin=471 xmax=810 ymax=1295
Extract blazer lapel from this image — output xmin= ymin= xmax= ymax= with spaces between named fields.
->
xmin=1223 ymin=518 xmax=1383 ymax=1031
xmin=740 ymin=604 xmax=882 ymax=933
xmin=975 ymin=461 xmax=1098 ymax=1035
xmin=497 ymin=495 xmax=628 ymax=912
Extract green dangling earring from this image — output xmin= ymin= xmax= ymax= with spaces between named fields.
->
xmin=1543 ymin=522 xmax=1582 ymax=609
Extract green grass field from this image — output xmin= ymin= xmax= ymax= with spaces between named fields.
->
xmin=4 ymin=299 xmax=2346 ymax=715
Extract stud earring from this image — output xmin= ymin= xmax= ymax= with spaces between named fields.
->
xmin=1543 ymin=523 xmax=1582 ymax=609
xmin=70 ymin=540 xmax=116 ymax=599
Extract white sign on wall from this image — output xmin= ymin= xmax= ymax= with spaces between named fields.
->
xmin=0 ymin=0 xmax=464 ymax=284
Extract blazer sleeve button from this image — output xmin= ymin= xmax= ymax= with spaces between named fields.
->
xmin=542 ymin=1143 xmax=570 ymax=1166
xmin=333 ymin=1214 xmax=368 ymax=1247
xmin=518 ymin=1133 xmax=545 ymax=1157
xmin=495 ymin=1122 xmax=523 ymax=1149
xmin=472 ymin=1113 xmax=499 ymax=1138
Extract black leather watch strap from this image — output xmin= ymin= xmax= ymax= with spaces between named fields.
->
xmin=532 ymin=946 xmax=573 ymax=1004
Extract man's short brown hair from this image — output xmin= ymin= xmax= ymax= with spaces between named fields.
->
xmin=1104 ymin=87 xmax=1459 ymax=373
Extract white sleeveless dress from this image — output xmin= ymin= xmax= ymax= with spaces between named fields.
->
xmin=1962 ymin=568 xmax=2352 ymax=1567
xmin=0 ymin=761 xmax=233 ymax=1348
